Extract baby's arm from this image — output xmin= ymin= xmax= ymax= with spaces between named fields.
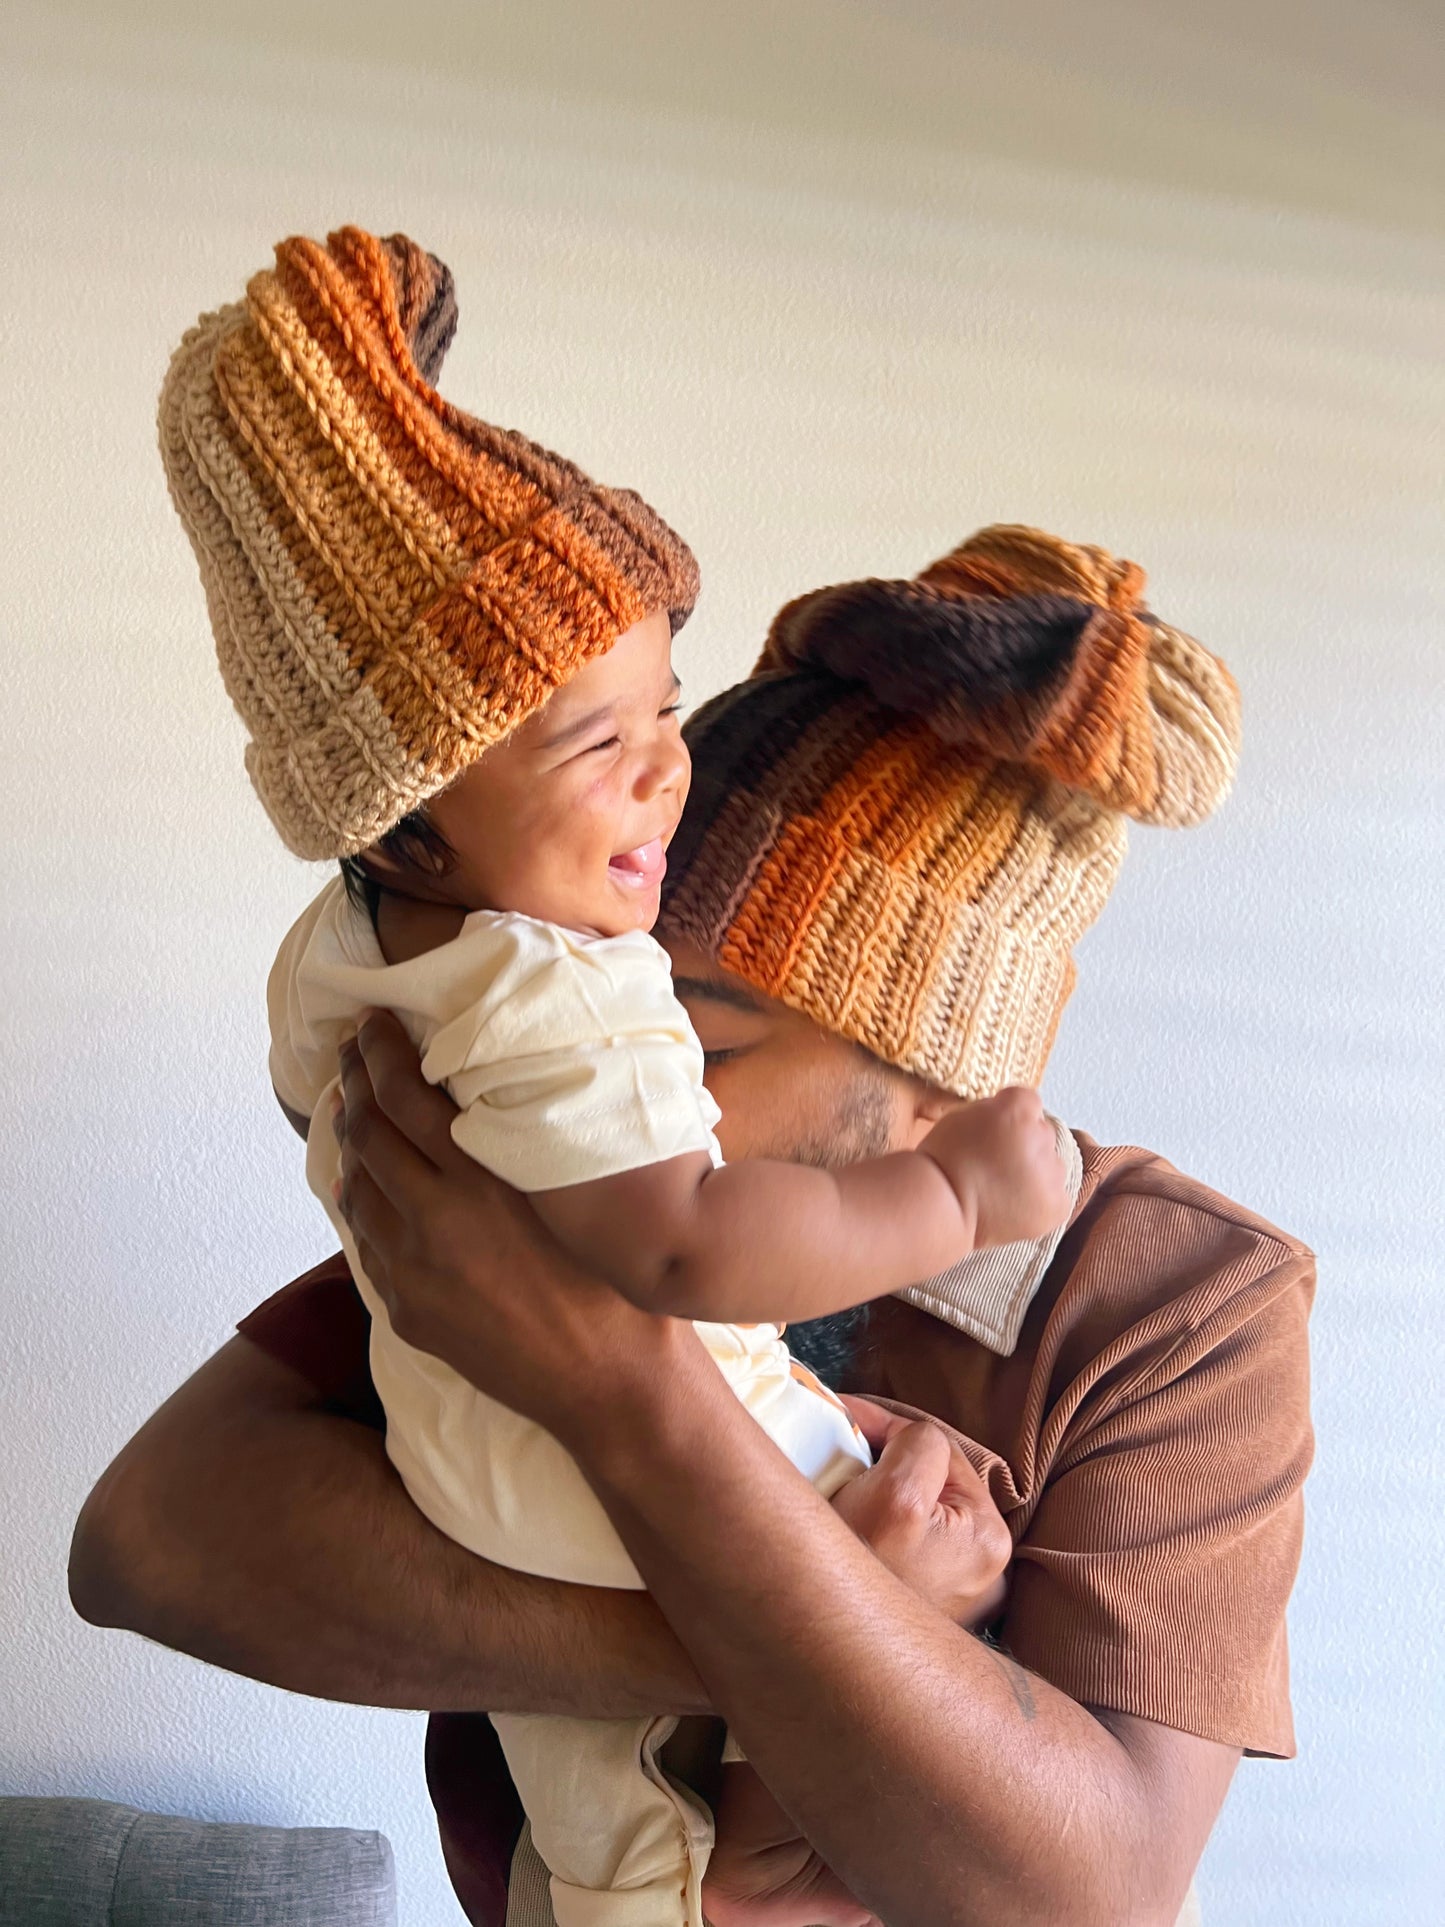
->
xmin=532 ymin=1087 xmax=1069 ymax=1324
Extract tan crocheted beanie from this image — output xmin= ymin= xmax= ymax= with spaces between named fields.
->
xmin=661 ymin=525 xmax=1240 ymax=1097
xmin=159 ymin=225 xmax=699 ymax=859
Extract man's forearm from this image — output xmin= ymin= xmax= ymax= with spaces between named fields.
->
xmin=568 ymin=1346 xmax=1184 ymax=1927
xmin=70 ymin=1337 xmax=707 ymax=1720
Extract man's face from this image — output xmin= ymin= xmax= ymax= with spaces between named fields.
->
xmin=662 ymin=935 xmax=923 ymax=1168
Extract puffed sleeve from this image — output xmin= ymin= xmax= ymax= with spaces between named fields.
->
xmin=266 ymin=878 xmax=377 ymax=1119
xmin=424 ymin=916 xmax=722 ymax=1192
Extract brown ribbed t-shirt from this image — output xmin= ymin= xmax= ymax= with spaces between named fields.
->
xmin=237 ymin=1134 xmax=1313 ymax=1922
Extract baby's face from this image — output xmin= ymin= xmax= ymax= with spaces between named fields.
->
xmin=423 ymin=609 xmax=690 ymax=938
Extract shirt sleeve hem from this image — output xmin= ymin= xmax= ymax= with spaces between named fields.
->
xmin=997 ymin=1637 xmax=1297 ymax=1759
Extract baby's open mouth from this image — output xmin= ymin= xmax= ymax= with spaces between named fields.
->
xmin=608 ymin=839 xmax=667 ymax=888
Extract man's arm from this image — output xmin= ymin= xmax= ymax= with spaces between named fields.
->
xmin=337 ymin=1013 xmax=1241 ymax=1927
xmin=574 ymin=1350 xmax=1237 ymax=1927
xmin=68 ymin=1332 xmax=707 ymax=1719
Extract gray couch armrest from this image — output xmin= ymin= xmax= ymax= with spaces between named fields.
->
xmin=0 ymin=1795 xmax=396 ymax=1926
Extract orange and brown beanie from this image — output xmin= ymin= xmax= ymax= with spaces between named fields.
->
xmin=661 ymin=525 xmax=1241 ymax=1098
xmin=158 ymin=225 xmax=698 ymax=859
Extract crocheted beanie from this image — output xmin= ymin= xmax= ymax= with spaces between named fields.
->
xmin=159 ymin=225 xmax=699 ymax=859
xmin=661 ymin=525 xmax=1240 ymax=1097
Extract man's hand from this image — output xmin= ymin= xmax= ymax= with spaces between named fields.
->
xmin=702 ymin=1407 xmax=1011 ymax=1927
xmin=334 ymin=1012 xmax=698 ymax=1446
xmin=833 ymin=1400 xmax=1011 ymax=1629
xmin=921 ymin=1086 xmax=1071 ymax=1248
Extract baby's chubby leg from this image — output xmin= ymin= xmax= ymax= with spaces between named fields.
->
xmin=492 ymin=1710 xmax=714 ymax=1927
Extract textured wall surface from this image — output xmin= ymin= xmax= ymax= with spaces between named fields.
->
xmin=2 ymin=3 xmax=1441 ymax=1920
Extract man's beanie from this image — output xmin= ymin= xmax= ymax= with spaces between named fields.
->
xmin=158 ymin=225 xmax=699 ymax=858
xmin=662 ymin=525 xmax=1240 ymax=1098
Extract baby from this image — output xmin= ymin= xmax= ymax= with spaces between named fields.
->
xmin=160 ymin=226 xmax=1069 ymax=1927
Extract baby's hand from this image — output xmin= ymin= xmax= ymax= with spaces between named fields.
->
xmin=922 ymin=1087 xmax=1071 ymax=1249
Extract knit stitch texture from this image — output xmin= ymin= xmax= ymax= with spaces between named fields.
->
xmin=159 ymin=225 xmax=699 ymax=858
xmin=662 ymin=525 xmax=1241 ymax=1098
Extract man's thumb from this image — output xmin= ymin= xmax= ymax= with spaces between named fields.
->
xmin=870 ymin=1420 xmax=952 ymax=1519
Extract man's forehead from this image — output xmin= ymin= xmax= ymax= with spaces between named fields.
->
xmin=662 ymin=933 xmax=915 ymax=1085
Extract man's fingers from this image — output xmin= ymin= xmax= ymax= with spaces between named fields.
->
xmin=832 ymin=1420 xmax=952 ymax=1540
xmin=870 ymin=1419 xmax=953 ymax=1513
xmin=336 ymin=1162 xmax=407 ymax=1297
xmin=353 ymin=1010 xmax=464 ymax=1171
xmin=338 ymin=1037 xmax=449 ymax=1215
xmin=936 ymin=1438 xmax=992 ymax=1509
xmin=838 ymin=1395 xmax=911 ymax=1455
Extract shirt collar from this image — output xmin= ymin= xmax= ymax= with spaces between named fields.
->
xmin=895 ymin=1119 xmax=1082 ymax=1355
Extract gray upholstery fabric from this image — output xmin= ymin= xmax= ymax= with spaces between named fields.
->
xmin=0 ymin=1798 xmax=140 ymax=1926
xmin=0 ymin=1796 xmax=396 ymax=1926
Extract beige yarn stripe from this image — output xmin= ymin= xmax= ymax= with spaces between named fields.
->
xmin=963 ymin=782 xmax=1125 ymax=945
xmin=214 ymin=338 xmax=408 ymax=653
xmin=162 ymin=325 xmax=411 ymax=853
xmin=1141 ymin=625 xmax=1242 ymax=828
xmin=278 ymin=682 xmax=442 ymax=854
xmin=923 ymin=800 xmax=1120 ymax=1088
xmin=176 ymin=354 xmax=364 ymax=711
xmin=172 ymin=384 xmax=413 ymax=851
xmin=216 ymin=320 xmax=437 ymax=636
xmin=162 ymin=317 xmax=297 ymax=737
xmin=771 ymin=792 xmax=1122 ymax=1096
xmin=167 ymin=316 xmax=368 ymax=722
xmin=927 ymin=918 xmax=1050 ymax=1097
xmin=801 ymin=863 xmax=1076 ymax=1097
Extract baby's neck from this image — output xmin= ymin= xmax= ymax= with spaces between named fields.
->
xmin=374 ymin=890 xmax=469 ymax=966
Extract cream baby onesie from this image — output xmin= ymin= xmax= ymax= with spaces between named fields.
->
xmin=269 ymin=877 xmax=870 ymax=1927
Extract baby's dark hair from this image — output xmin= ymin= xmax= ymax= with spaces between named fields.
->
xmin=339 ymin=809 xmax=455 ymax=930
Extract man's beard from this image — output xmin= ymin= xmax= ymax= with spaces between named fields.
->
xmin=759 ymin=1062 xmax=898 ymax=1390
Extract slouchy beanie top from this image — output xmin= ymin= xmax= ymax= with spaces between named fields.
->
xmin=663 ymin=524 xmax=1241 ymax=1098
xmin=159 ymin=224 xmax=698 ymax=859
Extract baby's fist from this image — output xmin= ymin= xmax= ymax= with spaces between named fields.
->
xmin=924 ymin=1087 xmax=1071 ymax=1249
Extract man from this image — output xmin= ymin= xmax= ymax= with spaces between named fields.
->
xmin=71 ymin=525 xmax=1313 ymax=1927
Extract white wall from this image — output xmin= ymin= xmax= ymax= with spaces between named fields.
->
xmin=3 ymin=3 xmax=1441 ymax=1920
